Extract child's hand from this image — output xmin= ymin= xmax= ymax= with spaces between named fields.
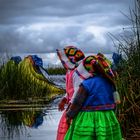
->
xmin=66 ymin=116 xmax=71 ymax=126
xmin=58 ymin=101 xmax=65 ymax=111
xmin=58 ymin=97 xmax=67 ymax=111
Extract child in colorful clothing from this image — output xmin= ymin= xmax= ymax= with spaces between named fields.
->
xmin=56 ymin=46 xmax=85 ymax=140
xmin=64 ymin=55 xmax=122 ymax=140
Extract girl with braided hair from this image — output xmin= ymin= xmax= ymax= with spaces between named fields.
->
xmin=56 ymin=46 xmax=85 ymax=140
xmin=64 ymin=54 xmax=122 ymax=140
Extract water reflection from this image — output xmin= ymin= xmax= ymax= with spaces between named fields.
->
xmin=0 ymin=102 xmax=62 ymax=140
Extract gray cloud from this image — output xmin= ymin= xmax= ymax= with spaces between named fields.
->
xmin=0 ymin=0 xmax=134 ymax=55
xmin=0 ymin=0 xmax=132 ymax=24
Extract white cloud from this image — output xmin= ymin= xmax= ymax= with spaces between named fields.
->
xmin=86 ymin=26 xmax=107 ymax=45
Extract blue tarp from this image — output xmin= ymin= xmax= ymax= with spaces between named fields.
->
xmin=112 ymin=52 xmax=123 ymax=71
xmin=10 ymin=56 xmax=22 ymax=64
xmin=31 ymin=55 xmax=43 ymax=67
xmin=112 ymin=52 xmax=122 ymax=66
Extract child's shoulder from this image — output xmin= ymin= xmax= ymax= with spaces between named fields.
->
xmin=83 ymin=75 xmax=109 ymax=85
xmin=82 ymin=76 xmax=98 ymax=85
xmin=84 ymin=75 xmax=102 ymax=81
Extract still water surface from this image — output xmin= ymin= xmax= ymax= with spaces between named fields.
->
xmin=0 ymin=97 xmax=62 ymax=140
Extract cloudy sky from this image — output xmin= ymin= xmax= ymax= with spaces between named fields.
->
xmin=0 ymin=0 xmax=134 ymax=65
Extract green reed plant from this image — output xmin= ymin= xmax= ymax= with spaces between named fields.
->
xmin=0 ymin=58 xmax=65 ymax=101
xmin=114 ymin=0 xmax=140 ymax=138
xmin=0 ymin=60 xmax=19 ymax=99
xmin=47 ymin=64 xmax=66 ymax=75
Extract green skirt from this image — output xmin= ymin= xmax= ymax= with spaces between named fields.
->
xmin=64 ymin=110 xmax=122 ymax=140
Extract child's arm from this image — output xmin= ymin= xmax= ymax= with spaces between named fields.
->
xmin=66 ymin=85 xmax=88 ymax=122
xmin=58 ymin=95 xmax=67 ymax=111
xmin=71 ymin=72 xmax=84 ymax=103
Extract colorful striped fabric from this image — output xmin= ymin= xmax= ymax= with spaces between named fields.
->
xmin=56 ymin=46 xmax=85 ymax=70
xmin=75 ymin=53 xmax=116 ymax=84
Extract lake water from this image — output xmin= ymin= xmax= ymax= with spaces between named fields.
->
xmin=0 ymin=97 xmax=63 ymax=140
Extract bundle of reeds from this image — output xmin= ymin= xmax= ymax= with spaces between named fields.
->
xmin=0 ymin=57 xmax=65 ymax=101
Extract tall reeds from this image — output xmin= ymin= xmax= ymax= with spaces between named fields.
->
xmin=47 ymin=64 xmax=66 ymax=75
xmin=0 ymin=57 xmax=65 ymax=101
xmin=114 ymin=0 xmax=140 ymax=138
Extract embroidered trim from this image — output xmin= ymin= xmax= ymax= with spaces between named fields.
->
xmin=81 ymin=104 xmax=115 ymax=111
